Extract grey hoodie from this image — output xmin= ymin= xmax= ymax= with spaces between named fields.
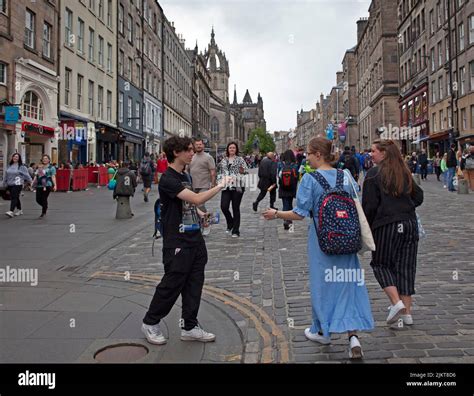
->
xmin=3 ymin=164 xmax=32 ymax=187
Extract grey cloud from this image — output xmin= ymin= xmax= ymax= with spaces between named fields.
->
xmin=161 ymin=0 xmax=370 ymax=131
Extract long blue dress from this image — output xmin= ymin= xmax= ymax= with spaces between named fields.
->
xmin=292 ymin=169 xmax=374 ymax=337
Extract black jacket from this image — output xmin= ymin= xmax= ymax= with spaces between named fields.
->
xmin=362 ymin=167 xmax=424 ymax=230
xmin=447 ymin=149 xmax=457 ymax=168
xmin=418 ymin=153 xmax=428 ymax=167
xmin=114 ymin=168 xmax=137 ymax=198
xmin=258 ymin=157 xmax=277 ymax=190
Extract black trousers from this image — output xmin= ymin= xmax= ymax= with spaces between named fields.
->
xmin=8 ymin=185 xmax=23 ymax=212
xmin=36 ymin=187 xmax=51 ymax=215
xmin=434 ymin=166 xmax=441 ymax=181
xmin=370 ymin=219 xmax=419 ymax=296
xmin=420 ymin=165 xmax=428 ymax=179
xmin=281 ymin=196 xmax=294 ymax=227
xmin=143 ymin=243 xmax=208 ymax=331
xmin=221 ymin=189 xmax=244 ymax=235
xmin=255 ymin=187 xmax=276 ymax=208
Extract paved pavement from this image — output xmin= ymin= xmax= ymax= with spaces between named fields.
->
xmin=0 ymin=172 xmax=473 ymax=364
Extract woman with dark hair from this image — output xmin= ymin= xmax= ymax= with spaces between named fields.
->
xmin=3 ymin=153 xmax=32 ymax=217
xmin=32 ymin=154 xmax=57 ymax=218
xmin=263 ymin=137 xmax=374 ymax=359
xmin=216 ymin=142 xmax=248 ymax=237
xmin=363 ymin=140 xmax=424 ymax=327
xmin=278 ymin=149 xmax=299 ymax=230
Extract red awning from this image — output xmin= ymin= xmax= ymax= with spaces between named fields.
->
xmin=21 ymin=122 xmax=55 ymax=137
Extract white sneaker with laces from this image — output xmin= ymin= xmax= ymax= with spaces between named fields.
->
xmin=5 ymin=211 xmax=14 ymax=218
xmin=141 ymin=323 xmax=167 ymax=345
xmin=400 ymin=314 xmax=413 ymax=325
xmin=388 ymin=306 xmax=413 ymax=325
xmin=14 ymin=210 xmax=23 ymax=216
xmin=304 ymin=328 xmax=331 ymax=344
xmin=181 ymin=326 xmax=216 ymax=342
xmin=348 ymin=335 xmax=363 ymax=359
xmin=386 ymin=300 xmax=406 ymax=324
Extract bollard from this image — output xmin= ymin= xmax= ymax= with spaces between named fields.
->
xmin=457 ymin=179 xmax=469 ymax=194
xmin=413 ymin=173 xmax=421 ymax=186
xmin=116 ymin=196 xmax=133 ymax=219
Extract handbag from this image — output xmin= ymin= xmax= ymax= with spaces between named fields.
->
xmin=416 ymin=212 xmax=426 ymax=239
xmin=344 ymin=170 xmax=376 ymax=252
xmin=0 ymin=186 xmax=11 ymax=201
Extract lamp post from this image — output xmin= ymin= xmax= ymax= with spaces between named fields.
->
xmin=332 ymin=83 xmax=345 ymax=149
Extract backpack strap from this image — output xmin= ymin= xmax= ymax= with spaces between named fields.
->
xmin=309 ymin=171 xmax=331 ymax=191
xmin=335 ymin=169 xmax=345 ymax=190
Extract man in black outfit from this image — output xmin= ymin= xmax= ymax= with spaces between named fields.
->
xmin=446 ymin=143 xmax=458 ymax=192
xmin=253 ymin=152 xmax=278 ymax=212
xmin=418 ymin=149 xmax=428 ymax=180
xmin=141 ymin=136 xmax=232 ymax=345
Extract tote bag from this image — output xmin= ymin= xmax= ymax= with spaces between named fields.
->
xmin=344 ymin=170 xmax=376 ymax=252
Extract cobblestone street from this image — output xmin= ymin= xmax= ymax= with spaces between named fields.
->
xmin=33 ymin=171 xmax=473 ymax=364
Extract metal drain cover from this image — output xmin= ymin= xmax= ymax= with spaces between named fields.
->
xmin=94 ymin=344 xmax=149 ymax=363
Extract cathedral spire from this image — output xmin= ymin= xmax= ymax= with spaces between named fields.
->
xmin=211 ymin=26 xmax=215 ymax=46
xmin=243 ymin=89 xmax=252 ymax=104
xmin=233 ymin=85 xmax=238 ymax=105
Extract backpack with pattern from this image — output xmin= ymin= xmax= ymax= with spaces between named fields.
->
xmin=309 ymin=170 xmax=361 ymax=255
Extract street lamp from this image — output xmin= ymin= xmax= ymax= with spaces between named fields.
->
xmin=332 ymin=83 xmax=345 ymax=148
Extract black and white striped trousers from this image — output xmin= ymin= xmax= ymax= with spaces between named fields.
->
xmin=370 ymin=219 xmax=419 ymax=296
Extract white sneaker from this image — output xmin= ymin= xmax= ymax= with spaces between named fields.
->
xmin=304 ymin=328 xmax=331 ymax=344
xmin=388 ymin=306 xmax=413 ymax=325
xmin=202 ymin=226 xmax=211 ymax=236
xmin=348 ymin=335 xmax=363 ymax=359
xmin=141 ymin=323 xmax=167 ymax=345
xmin=5 ymin=211 xmax=14 ymax=218
xmin=14 ymin=210 xmax=23 ymax=216
xmin=386 ymin=300 xmax=406 ymax=324
xmin=181 ymin=325 xmax=216 ymax=342
xmin=231 ymin=234 xmax=239 ymax=238
xmin=443 ymin=185 xmax=447 ymax=188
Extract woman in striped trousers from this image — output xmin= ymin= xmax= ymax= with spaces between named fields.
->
xmin=362 ymin=140 xmax=424 ymax=326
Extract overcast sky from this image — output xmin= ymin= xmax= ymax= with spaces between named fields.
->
xmin=160 ymin=0 xmax=371 ymax=132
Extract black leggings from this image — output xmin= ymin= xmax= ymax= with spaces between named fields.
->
xmin=8 ymin=185 xmax=23 ymax=212
xmin=36 ymin=187 xmax=52 ymax=215
xmin=220 ymin=189 xmax=244 ymax=235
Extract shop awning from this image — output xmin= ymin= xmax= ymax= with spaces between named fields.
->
xmin=427 ymin=131 xmax=450 ymax=142
xmin=457 ymin=134 xmax=474 ymax=143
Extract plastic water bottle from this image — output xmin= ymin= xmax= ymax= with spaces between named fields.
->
xmin=212 ymin=212 xmax=220 ymax=225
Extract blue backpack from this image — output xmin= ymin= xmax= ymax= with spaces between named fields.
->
xmin=152 ymin=198 xmax=163 ymax=256
xmin=309 ymin=170 xmax=361 ymax=255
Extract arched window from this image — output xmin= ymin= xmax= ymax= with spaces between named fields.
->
xmin=22 ymin=91 xmax=44 ymax=121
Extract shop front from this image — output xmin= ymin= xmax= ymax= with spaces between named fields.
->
xmin=19 ymin=121 xmax=58 ymax=165
xmin=96 ymin=124 xmax=119 ymax=164
xmin=122 ymin=133 xmax=143 ymax=163
xmin=58 ymin=119 xmax=88 ymax=166
xmin=399 ymin=84 xmax=429 ymax=155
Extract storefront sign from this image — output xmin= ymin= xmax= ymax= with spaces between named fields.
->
xmin=5 ymin=106 xmax=20 ymax=124
xmin=22 ymin=122 xmax=55 ymax=137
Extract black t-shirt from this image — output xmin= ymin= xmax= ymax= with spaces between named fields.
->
xmin=158 ymin=167 xmax=204 ymax=248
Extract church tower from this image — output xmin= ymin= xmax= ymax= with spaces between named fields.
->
xmin=204 ymin=27 xmax=230 ymax=103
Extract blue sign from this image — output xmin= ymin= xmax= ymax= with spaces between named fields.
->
xmin=5 ymin=106 xmax=20 ymax=124
xmin=325 ymin=124 xmax=334 ymax=140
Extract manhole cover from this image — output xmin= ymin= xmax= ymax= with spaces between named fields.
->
xmin=94 ymin=344 xmax=149 ymax=363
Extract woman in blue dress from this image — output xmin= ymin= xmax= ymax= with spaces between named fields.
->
xmin=263 ymin=137 xmax=374 ymax=359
